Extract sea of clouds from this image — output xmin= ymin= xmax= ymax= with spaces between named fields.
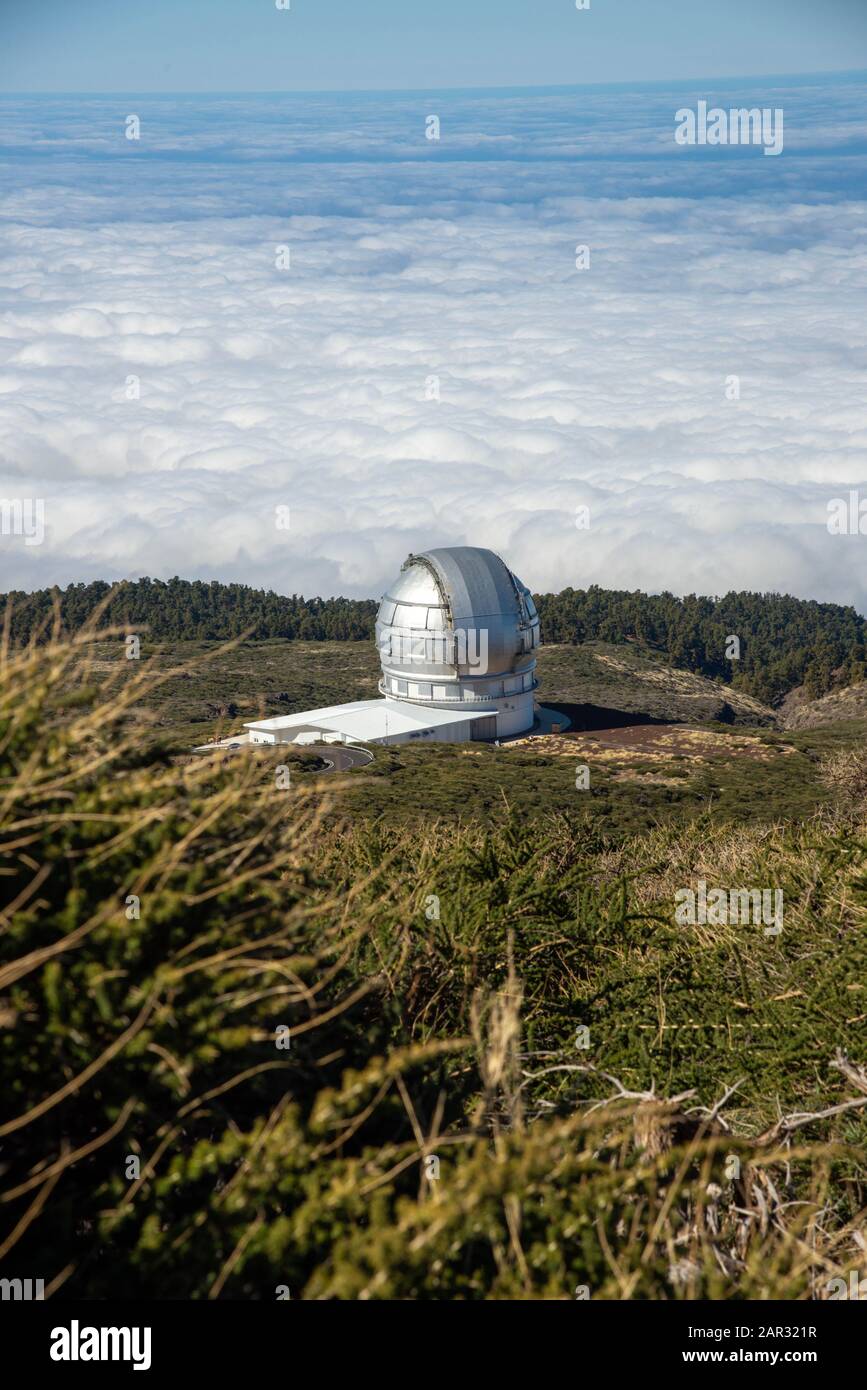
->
xmin=0 ymin=76 xmax=865 ymax=606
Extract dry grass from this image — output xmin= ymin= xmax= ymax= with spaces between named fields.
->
xmin=1 ymin=626 xmax=865 ymax=1298
xmin=822 ymin=745 xmax=867 ymax=814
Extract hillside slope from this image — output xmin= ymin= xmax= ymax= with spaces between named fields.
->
xmin=66 ymin=637 xmax=779 ymax=754
xmin=780 ymin=679 xmax=867 ymax=730
xmin=539 ymin=641 xmax=776 ymax=726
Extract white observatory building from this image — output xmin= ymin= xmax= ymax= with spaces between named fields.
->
xmin=243 ymin=546 xmax=543 ymax=748
xmin=376 ymin=546 xmax=540 ymax=737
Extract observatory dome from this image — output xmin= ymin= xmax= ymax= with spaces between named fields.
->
xmin=375 ymin=546 xmax=540 ymax=738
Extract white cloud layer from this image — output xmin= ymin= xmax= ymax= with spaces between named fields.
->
xmin=0 ymin=79 xmax=866 ymax=608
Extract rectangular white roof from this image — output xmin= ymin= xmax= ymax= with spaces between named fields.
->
xmin=244 ymin=698 xmax=493 ymax=742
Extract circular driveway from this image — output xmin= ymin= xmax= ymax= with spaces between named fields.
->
xmin=315 ymin=744 xmax=374 ymax=772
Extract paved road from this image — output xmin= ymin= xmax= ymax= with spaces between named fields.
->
xmin=316 ymin=745 xmax=374 ymax=773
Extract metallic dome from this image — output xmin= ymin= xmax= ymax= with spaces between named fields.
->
xmin=375 ymin=546 xmax=540 ymax=737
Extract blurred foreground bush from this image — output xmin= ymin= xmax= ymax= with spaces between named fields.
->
xmin=1 ymin=633 xmax=866 ymax=1298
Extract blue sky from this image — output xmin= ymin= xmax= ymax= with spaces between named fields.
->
xmin=1 ymin=0 xmax=867 ymax=93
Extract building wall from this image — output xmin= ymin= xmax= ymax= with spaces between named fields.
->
xmin=247 ymin=709 xmax=500 ymax=746
xmin=377 ymin=677 xmax=536 ymax=737
xmin=374 ymin=718 xmax=472 ymax=746
xmin=250 ymin=723 xmax=346 ymax=746
xmin=493 ymin=691 xmax=535 ymax=737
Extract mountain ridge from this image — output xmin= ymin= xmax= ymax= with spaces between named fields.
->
xmin=3 ymin=575 xmax=865 ymax=706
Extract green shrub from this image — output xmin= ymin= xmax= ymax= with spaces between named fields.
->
xmin=1 ymin=636 xmax=865 ymax=1299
